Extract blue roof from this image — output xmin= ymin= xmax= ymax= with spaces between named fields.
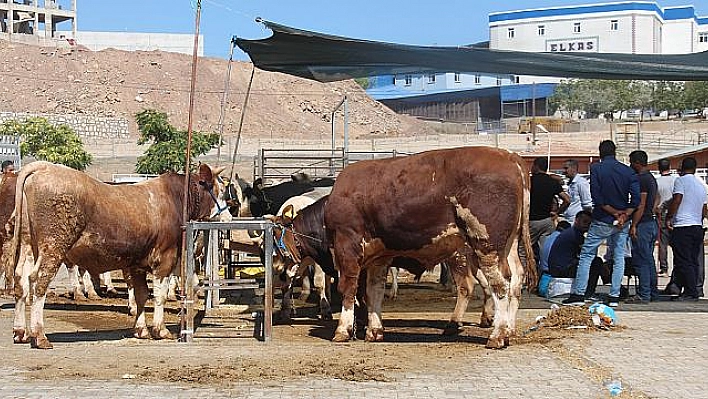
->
xmin=489 ymin=2 xmax=708 ymax=25
xmin=368 ymin=83 xmax=557 ymax=103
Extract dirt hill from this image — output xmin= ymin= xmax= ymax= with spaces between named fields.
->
xmin=0 ymin=40 xmax=433 ymax=140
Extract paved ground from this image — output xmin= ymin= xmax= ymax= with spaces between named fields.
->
xmin=0 ymin=264 xmax=705 ymax=398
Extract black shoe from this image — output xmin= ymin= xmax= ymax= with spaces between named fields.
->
xmin=562 ymin=294 xmax=585 ymax=306
xmin=605 ymin=296 xmax=620 ymax=307
xmin=675 ymin=295 xmax=700 ymax=302
xmin=662 ymin=283 xmax=681 ymax=296
xmin=625 ymin=295 xmax=649 ymax=304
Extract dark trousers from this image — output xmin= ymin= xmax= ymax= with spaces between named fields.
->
xmin=670 ymin=225 xmax=704 ymax=298
xmin=631 ymin=219 xmax=659 ymax=300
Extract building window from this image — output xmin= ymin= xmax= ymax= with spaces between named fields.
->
xmin=538 ymin=25 xmax=545 ymax=36
xmin=427 ymin=74 xmax=436 ymax=84
xmin=474 ymin=74 xmax=481 ymax=84
xmin=454 ymin=72 xmax=461 ymax=83
xmin=513 ymin=75 xmax=520 ymax=84
xmin=496 ymin=76 xmax=502 ymax=86
xmin=610 ymin=20 xmax=618 ymax=31
xmin=508 ymin=28 xmax=515 ymax=39
xmin=700 ymin=32 xmax=708 ymax=43
xmin=392 ymin=75 xmax=396 ymax=85
xmin=573 ymin=22 xmax=581 ymax=33
xmin=404 ymin=74 xmax=412 ymax=86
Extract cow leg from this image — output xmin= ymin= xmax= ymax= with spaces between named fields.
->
xmin=151 ymin=276 xmax=172 ymax=339
xmin=332 ymin=240 xmax=363 ymax=342
xmin=130 ymin=271 xmax=150 ymax=339
xmin=81 ymin=269 xmax=101 ymax=300
xmin=505 ymin=237 xmax=525 ymax=340
xmin=101 ymin=271 xmax=118 ymax=297
xmin=444 ymin=252 xmax=476 ymax=335
xmin=127 ymin=286 xmax=137 ymax=316
xmin=313 ymin=263 xmax=332 ymax=320
xmin=66 ymin=264 xmax=86 ymax=301
xmin=12 ymin=243 xmax=33 ymax=344
xmin=277 ymin=273 xmax=295 ymax=322
xmin=167 ymin=275 xmax=178 ymax=301
xmin=386 ymin=267 xmax=399 ymax=300
xmin=475 ymin=267 xmax=494 ymax=328
xmin=28 ymin=254 xmax=64 ymax=349
xmin=298 ymin=265 xmax=312 ymax=302
xmin=365 ymin=263 xmax=389 ymax=342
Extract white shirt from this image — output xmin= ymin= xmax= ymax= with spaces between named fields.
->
xmin=672 ymin=174 xmax=708 ymax=227
xmin=563 ymin=174 xmax=592 ymax=223
xmin=656 ymin=173 xmax=676 ymax=208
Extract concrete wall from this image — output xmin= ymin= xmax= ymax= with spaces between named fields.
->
xmin=0 ymin=112 xmax=130 ymax=139
xmin=56 ymin=31 xmax=204 ymax=56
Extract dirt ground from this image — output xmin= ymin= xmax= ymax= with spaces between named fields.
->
xmin=0 ymin=270 xmax=614 ymax=388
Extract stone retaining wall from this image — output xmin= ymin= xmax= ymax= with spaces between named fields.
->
xmin=0 ymin=112 xmax=130 ymax=139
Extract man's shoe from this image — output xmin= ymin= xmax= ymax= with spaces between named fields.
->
xmin=675 ymin=295 xmax=700 ymax=302
xmin=662 ymin=283 xmax=681 ymax=296
xmin=585 ymin=294 xmax=602 ymax=303
xmin=562 ymin=294 xmax=585 ymax=306
xmin=625 ymin=295 xmax=649 ymax=304
xmin=605 ymin=296 xmax=620 ymax=307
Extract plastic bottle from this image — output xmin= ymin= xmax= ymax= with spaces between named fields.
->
xmin=604 ymin=380 xmax=622 ymax=397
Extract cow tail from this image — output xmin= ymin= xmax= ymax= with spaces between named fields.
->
xmin=519 ymin=161 xmax=537 ymax=293
xmin=5 ymin=162 xmax=43 ymax=281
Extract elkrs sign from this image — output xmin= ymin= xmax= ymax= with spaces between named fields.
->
xmin=545 ymin=37 xmax=599 ymax=52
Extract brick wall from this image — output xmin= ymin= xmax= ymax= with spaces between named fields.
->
xmin=0 ymin=112 xmax=130 ymax=139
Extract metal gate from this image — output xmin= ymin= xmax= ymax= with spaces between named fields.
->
xmin=0 ymin=135 xmax=21 ymax=169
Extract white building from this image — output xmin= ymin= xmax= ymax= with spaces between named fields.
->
xmin=489 ymin=2 xmax=708 ymax=83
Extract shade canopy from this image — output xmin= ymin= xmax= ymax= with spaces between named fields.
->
xmin=235 ymin=20 xmax=708 ymax=82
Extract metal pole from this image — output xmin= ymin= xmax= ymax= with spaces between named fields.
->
xmin=216 ymin=38 xmax=237 ymax=166
xmin=230 ymin=65 xmax=256 ymax=182
xmin=344 ymin=96 xmax=349 ymax=166
xmin=180 ymin=0 xmax=202 ymax=342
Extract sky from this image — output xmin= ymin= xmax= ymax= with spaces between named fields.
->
xmin=76 ymin=0 xmax=708 ymax=60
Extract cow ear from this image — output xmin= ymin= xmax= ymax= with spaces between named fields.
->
xmin=212 ymin=166 xmax=226 ymax=177
xmin=282 ymin=205 xmax=296 ymax=224
xmin=199 ymin=163 xmax=213 ymax=182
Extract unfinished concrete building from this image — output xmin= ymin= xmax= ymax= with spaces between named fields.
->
xmin=0 ymin=0 xmax=76 ymax=42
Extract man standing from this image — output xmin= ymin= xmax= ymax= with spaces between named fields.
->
xmin=564 ymin=140 xmax=639 ymax=307
xmin=562 ymin=159 xmax=593 ymax=225
xmin=655 ymin=158 xmax=675 ymax=277
xmin=530 ymin=157 xmax=570 ymax=260
xmin=627 ymin=150 xmax=659 ymax=304
xmin=666 ymin=157 xmax=707 ymax=301
xmin=1 ymin=160 xmax=14 ymax=174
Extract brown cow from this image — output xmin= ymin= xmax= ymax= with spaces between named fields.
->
xmin=271 ymin=196 xmax=495 ymax=335
xmin=7 ymin=161 xmax=228 ymax=349
xmin=324 ymin=146 xmax=535 ymax=348
xmin=0 ymin=172 xmax=18 ymax=295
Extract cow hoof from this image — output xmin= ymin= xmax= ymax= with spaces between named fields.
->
xmin=134 ymin=327 xmax=150 ymax=340
xmin=87 ymin=293 xmax=101 ymax=300
xmin=151 ymin=327 xmax=173 ymax=340
xmin=365 ymin=328 xmax=384 ymax=342
xmin=105 ymin=288 xmax=119 ymax=297
xmin=72 ymin=291 xmax=87 ymax=301
xmin=274 ymin=310 xmax=292 ymax=325
xmin=442 ymin=321 xmax=464 ymax=336
xmin=479 ymin=317 xmax=494 ymax=329
xmin=128 ymin=306 xmax=137 ymax=317
xmin=13 ymin=328 xmax=29 ymax=344
xmin=30 ymin=336 xmax=53 ymax=349
xmin=485 ymin=336 xmax=506 ymax=349
xmin=320 ymin=312 xmax=333 ymax=321
xmin=332 ymin=329 xmax=352 ymax=342
xmin=504 ymin=337 xmax=510 ymax=347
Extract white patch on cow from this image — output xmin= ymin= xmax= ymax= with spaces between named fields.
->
xmin=449 ymin=197 xmax=489 ymax=240
xmin=30 ymin=294 xmax=47 ymax=336
xmin=432 ymin=171 xmax=436 ymax=183
xmin=431 ymin=224 xmax=461 ymax=244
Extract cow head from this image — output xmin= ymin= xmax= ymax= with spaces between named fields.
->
xmin=222 ymin=174 xmax=257 ymax=217
xmin=268 ymin=205 xmax=303 ymax=276
xmin=196 ymin=164 xmax=230 ymax=221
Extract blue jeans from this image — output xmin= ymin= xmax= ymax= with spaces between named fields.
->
xmin=572 ymin=220 xmax=630 ymax=298
xmin=631 ymin=219 xmax=659 ymax=301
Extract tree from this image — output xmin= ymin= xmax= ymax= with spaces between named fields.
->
xmin=354 ymin=77 xmax=370 ymax=90
xmin=683 ymin=81 xmax=708 ymax=111
xmin=135 ymin=109 xmax=221 ymax=174
xmin=0 ymin=117 xmax=92 ymax=170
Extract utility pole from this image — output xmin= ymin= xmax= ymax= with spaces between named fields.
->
xmin=180 ymin=0 xmax=202 ymax=343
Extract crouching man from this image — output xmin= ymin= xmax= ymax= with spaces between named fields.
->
xmin=550 ymin=210 xmax=606 ymax=304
